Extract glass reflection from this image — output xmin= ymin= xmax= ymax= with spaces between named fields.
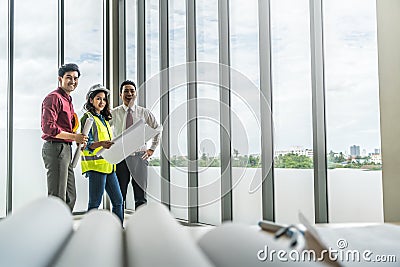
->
xmin=0 ymin=0 xmax=7 ymax=217
xmin=12 ymin=0 xmax=57 ymax=212
xmin=169 ymin=0 xmax=188 ymax=220
xmin=65 ymin=0 xmax=103 ymax=212
xmin=197 ymin=0 xmax=221 ymax=225
xmin=324 ymin=0 xmax=383 ymax=222
xmin=126 ymin=0 xmax=137 ymax=82
xmin=230 ymin=0 xmax=262 ymax=224
xmin=270 ymin=0 xmax=315 ymax=224
xmin=145 ymin=0 xmax=161 ymax=207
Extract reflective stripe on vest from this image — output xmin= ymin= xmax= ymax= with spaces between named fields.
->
xmin=81 ymin=112 xmax=115 ymax=174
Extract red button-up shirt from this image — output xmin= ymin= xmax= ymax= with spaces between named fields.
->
xmin=41 ymin=87 xmax=76 ymax=143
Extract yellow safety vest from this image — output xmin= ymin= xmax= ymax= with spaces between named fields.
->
xmin=81 ymin=112 xmax=115 ymax=174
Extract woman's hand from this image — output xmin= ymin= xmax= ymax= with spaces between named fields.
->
xmin=100 ymin=141 xmax=114 ymax=149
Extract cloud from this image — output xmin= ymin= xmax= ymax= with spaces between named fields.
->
xmin=323 ymin=0 xmax=380 ymax=152
xmin=3 ymin=0 xmax=104 ymax=129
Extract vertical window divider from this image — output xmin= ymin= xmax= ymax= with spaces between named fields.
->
xmin=309 ymin=0 xmax=328 ymax=223
xmin=137 ymin=0 xmax=146 ymax=106
xmin=160 ymin=0 xmax=171 ymax=209
xmin=107 ymin=0 xmax=126 ymax=107
xmin=58 ymin=0 xmax=64 ymax=67
xmin=187 ymin=0 xmax=198 ymax=224
xmin=6 ymin=0 xmax=14 ymax=216
xmin=218 ymin=0 xmax=233 ymax=222
xmin=258 ymin=0 xmax=275 ymax=221
xmin=103 ymin=0 xmax=124 ymax=211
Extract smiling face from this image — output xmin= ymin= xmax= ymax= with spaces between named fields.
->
xmin=90 ymin=92 xmax=107 ymax=114
xmin=58 ymin=71 xmax=79 ymax=94
xmin=120 ymin=84 xmax=137 ymax=107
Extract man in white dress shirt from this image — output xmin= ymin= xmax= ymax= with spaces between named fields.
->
xmin=110 ymin=80 xmax=160 ymax=209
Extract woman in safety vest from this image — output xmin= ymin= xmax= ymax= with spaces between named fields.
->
xmin=80 ymin=84 xmax=123 ymax=224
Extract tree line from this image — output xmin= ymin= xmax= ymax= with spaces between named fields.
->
xmin=148 ymin=150 xmax=381 ymax=170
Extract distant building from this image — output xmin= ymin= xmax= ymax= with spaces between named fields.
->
xmin=371 ymin=154 xmax=382 ymax=164
xmin=275 ymin=146 xmax=313 ymax=158
xmin=350 ymin=145 xmax=360 ymax=157
xmin=369 ymin=148 xmax=382 ymax=164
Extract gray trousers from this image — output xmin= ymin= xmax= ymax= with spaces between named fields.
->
xmin=42 ymin=142 xmax=76 ymax=211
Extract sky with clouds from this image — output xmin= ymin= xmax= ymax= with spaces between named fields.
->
xmin=324 ymin=0 xmax=380 ymax=154
xmin=271 ymin=0 xmax=380 ymax=155
xmin=0 ymin=0 xmax=380 ymax=156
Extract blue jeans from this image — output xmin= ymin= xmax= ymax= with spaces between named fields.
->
xmin=86 ymin=171 xmax=123 ymax=224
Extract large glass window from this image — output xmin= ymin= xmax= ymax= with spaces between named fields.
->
xmin=145 ymin=0 xmax=160 ymax=78
xmin=169 ymin=81 xmax=188 ymax=219
xmin=65 ymin=0 xmax=103 ymax=212
xmin=270 ymin=0 xmax=315 ymax=224
xmin=145 ymin=0 xmax=161 ymax=207
xmin=324 ymin=0 xmax=383 ymax=222
xmin=0 ymin=0 xmax=7 ymax=217
xmin=124 ymin=0 xmax=138 ymax=210
xmin=12 ymin=0 xmax=57 ymax=212
xmin=126 ymin=0 xmax=137 ymax=82
xmin=169 ymin=0 xmax=188 ymax=220
xmin=197 ymin=0 xmax=221 ymax=225
xmin=1 ymin=0 xmax=385 ymax=225
xmin=230 ymin=0 xmax=262 ymax=225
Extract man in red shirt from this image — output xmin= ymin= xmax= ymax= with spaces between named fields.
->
xmin=41 ymin=63 xmax=88 ymax=211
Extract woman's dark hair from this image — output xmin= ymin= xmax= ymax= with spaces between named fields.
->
xmin=83 ymin=90 xmax=112 ymax=121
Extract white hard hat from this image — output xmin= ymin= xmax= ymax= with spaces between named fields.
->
xmin=86 ymin=84 xmax=110 ymax=100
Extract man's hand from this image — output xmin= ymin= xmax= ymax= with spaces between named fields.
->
xmin=142 ymin=149 xmax=154 ymax=160
xmin=75 ymin=133 xmax=88 ymax=147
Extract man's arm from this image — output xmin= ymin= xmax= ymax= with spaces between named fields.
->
xmin=41 ymin=95 xmax=62 ymax=137
xmin=144 ymin=109 xmax=160 ymax=151
xmin=41 ymin=95 xmax=87 ymax=145
xmin=55 ymin=131 xmax=87 ymax=144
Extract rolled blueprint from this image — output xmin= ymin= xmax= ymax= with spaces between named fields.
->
xmin=71 ymin=117 xmax=94 ymax=168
